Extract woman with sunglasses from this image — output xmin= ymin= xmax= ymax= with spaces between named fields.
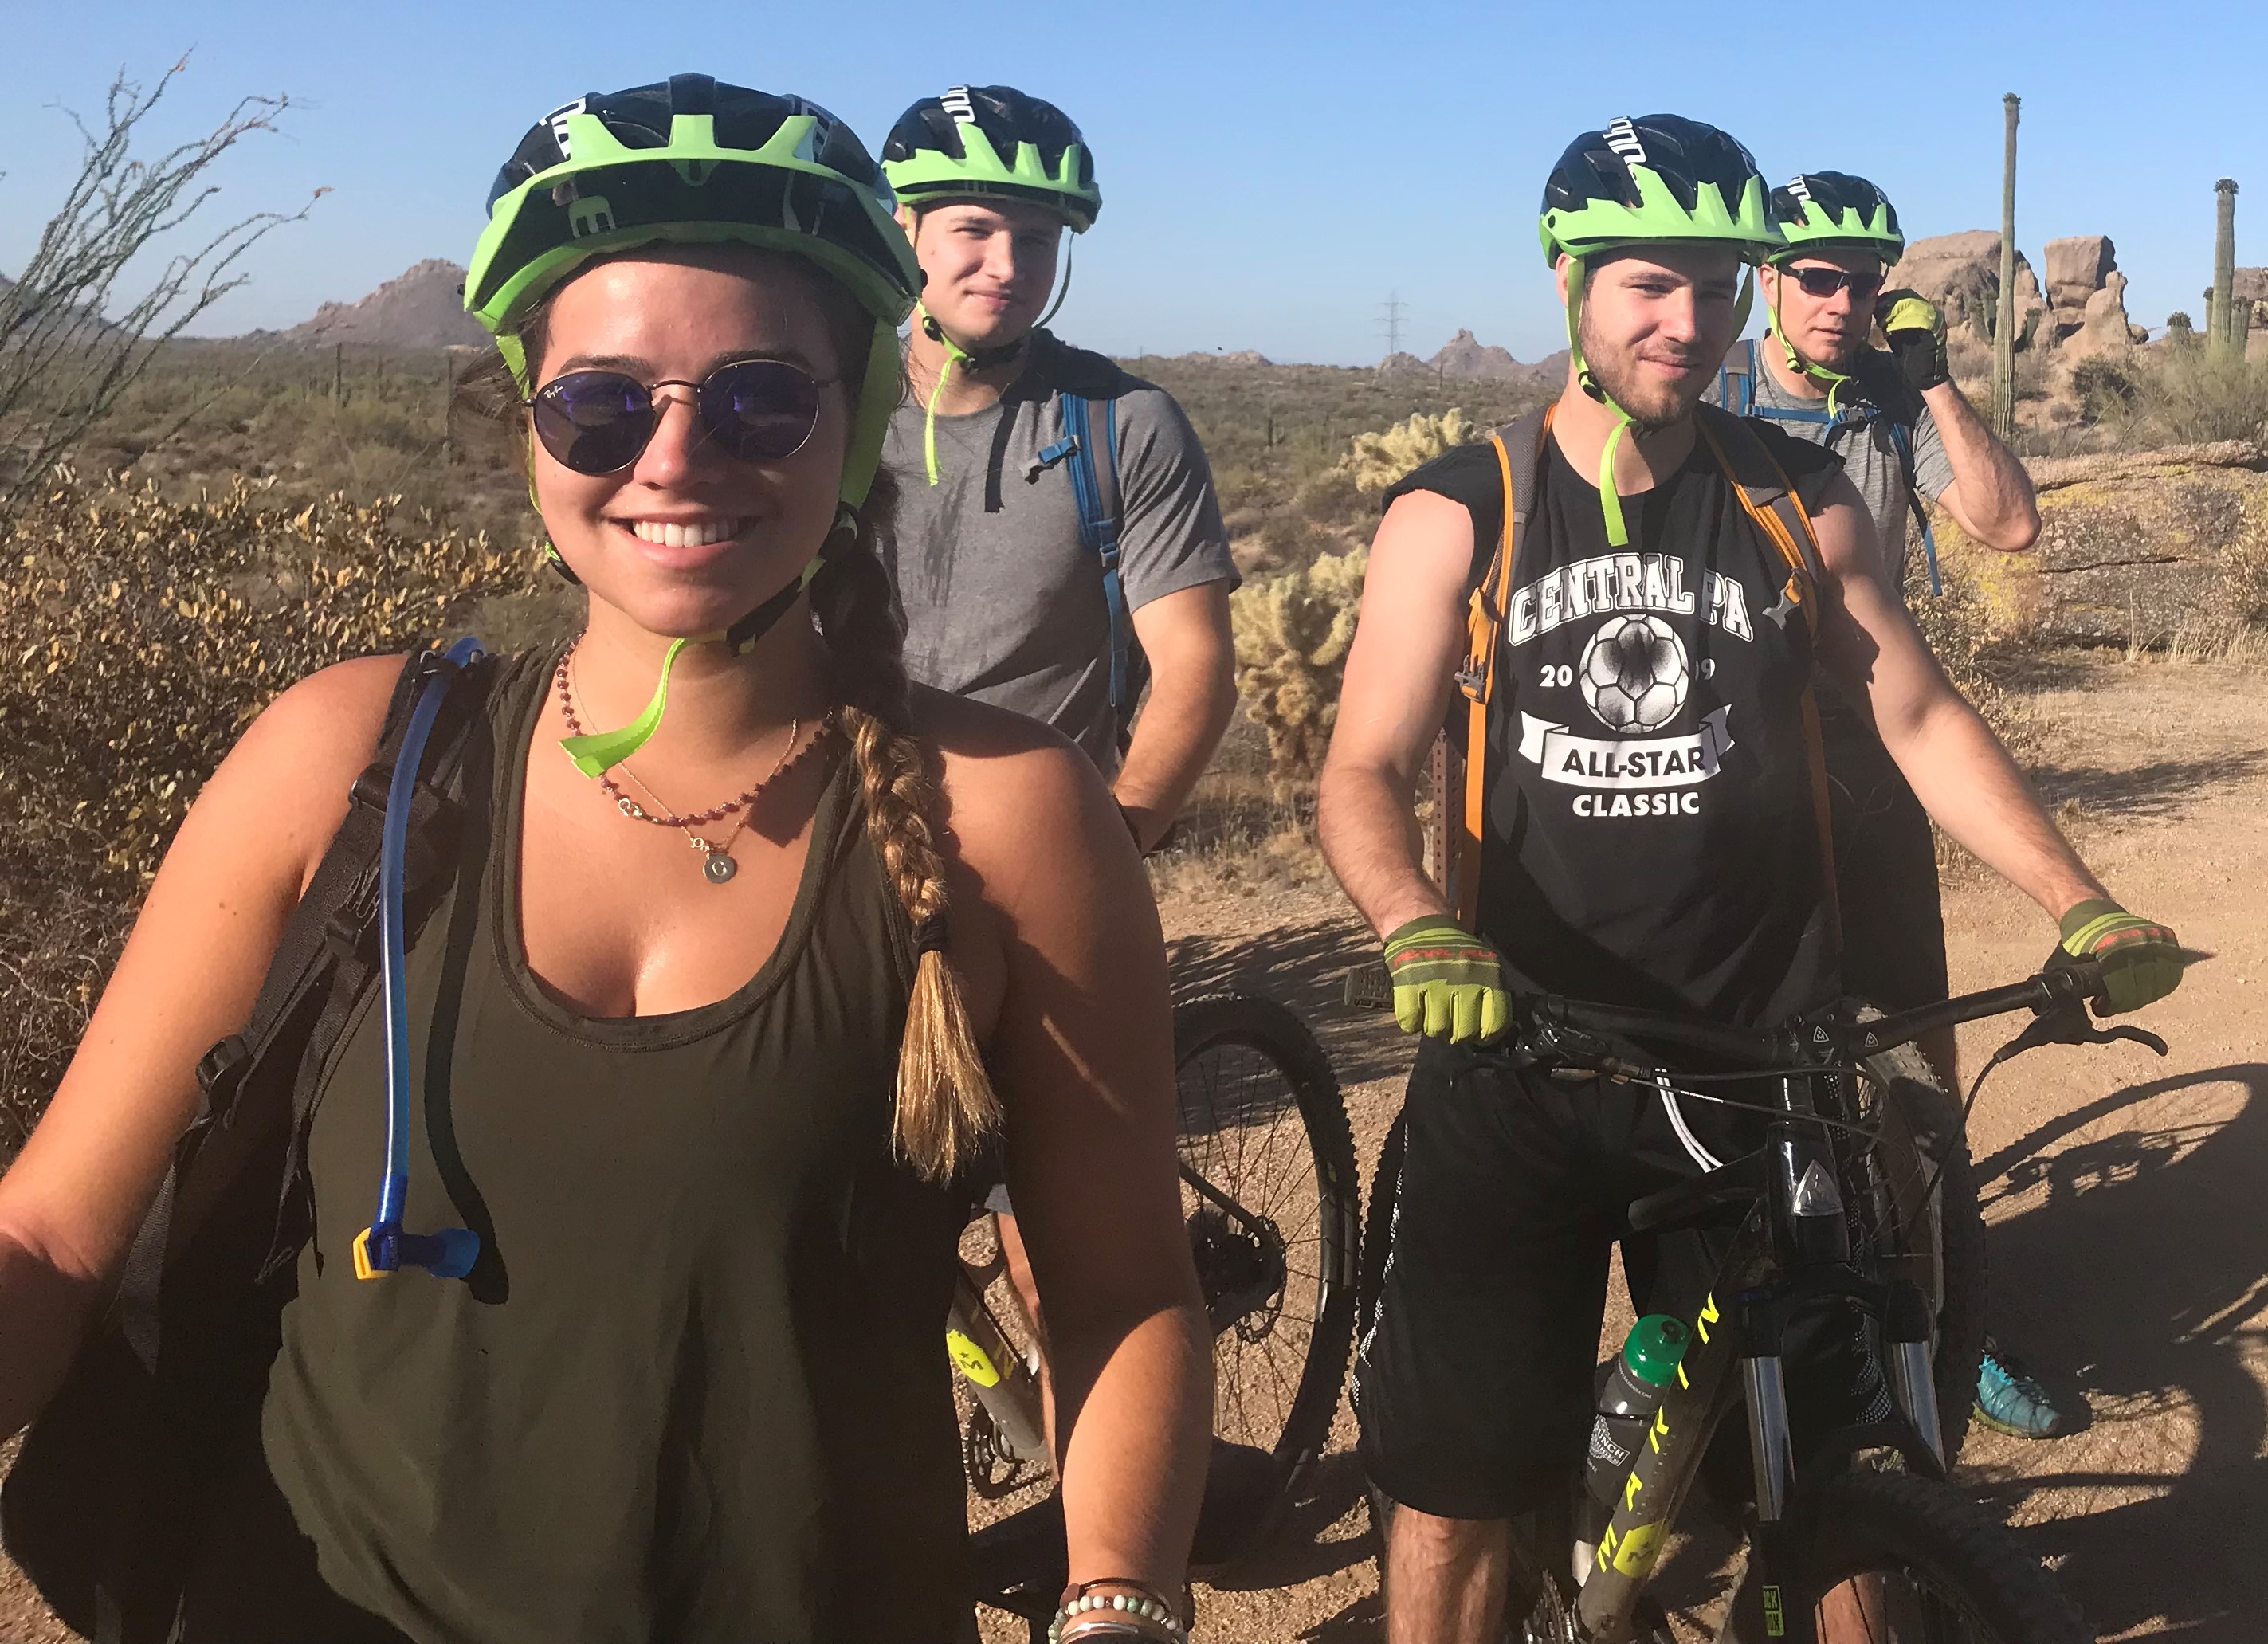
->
xmin=0 ymin=75 xmax=1209 ymax=1643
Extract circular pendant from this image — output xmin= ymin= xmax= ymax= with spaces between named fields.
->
xmin=702 ymin=852 xmax=738 ymax=885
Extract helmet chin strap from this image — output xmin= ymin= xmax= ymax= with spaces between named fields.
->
xmin=1767 ymin=280 xmax=1852 ymax=418
xmin=917 ymin=305 xmax=1026 ymax=485
xmin=1566 ymin=261 xmax=1755 ymax=548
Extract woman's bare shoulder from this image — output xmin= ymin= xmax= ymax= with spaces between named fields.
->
xmin=912 ymin=685 xmax=1112 ymax=856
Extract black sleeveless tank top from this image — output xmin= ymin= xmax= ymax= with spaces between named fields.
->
xmin=1391 ymin=423 xmax=1844 ymax=1026
xmin=195 ymin=645 xmax=975 ymax=1642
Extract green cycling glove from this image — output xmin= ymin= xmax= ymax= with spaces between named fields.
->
xmin=1874 ymin=289 xmax=1950 ymax=393
xmin=2058 ymin=899 xmax=2184 ymax=1014
xmin=1383 ymin=916 xmax=1512 ymax=1043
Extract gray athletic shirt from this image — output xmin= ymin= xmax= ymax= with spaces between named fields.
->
xmin=1713 ymin=343 xmax=1955 ymax=595
xmin=881 ymin=332 xmax=1237 ymax=773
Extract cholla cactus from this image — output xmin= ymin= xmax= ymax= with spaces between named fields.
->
xmin=1231 ymin=546 xmax=1368 ymax=789
xmin=1341 ymin=409 xmax=1474 ymax=494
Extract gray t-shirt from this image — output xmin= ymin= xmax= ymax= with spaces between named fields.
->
xmin=881 ymin=332 xmax=1237 ymax=773
xmin=1712 ymin=341 xmax=1955 ymax=595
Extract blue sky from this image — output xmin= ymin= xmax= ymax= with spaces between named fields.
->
xmin=2 ymin=0 xmax=2260 ymax=366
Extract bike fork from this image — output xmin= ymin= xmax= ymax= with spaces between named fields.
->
xmin=1730 ymin=1295 xmax=1815 ymax=1644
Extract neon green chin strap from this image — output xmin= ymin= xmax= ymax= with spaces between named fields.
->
xmin=1768 ymin=281 xmax=1852 ymax=418
xmin=917 ymin=302 xmax=975 ymax=487
xmin=556 ymin=552 xmax=830 ymax=779
xmin=1565 ymin=256 xmax=1754 ymax=549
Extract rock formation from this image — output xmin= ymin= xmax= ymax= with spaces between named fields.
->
xmin=1936 ymin=441 xmax=2268 ymax=645
xmin=1418 ymin=329 xmax=1565 ymax=384
xmin=274 ymin=259 xmax=489 ymax=349
xmin=1897 ymin=230 xmax=2043 ymax=347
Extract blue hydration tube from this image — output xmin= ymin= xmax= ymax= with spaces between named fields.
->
xmin=353 ymin=636 xmax=485 ymax=1282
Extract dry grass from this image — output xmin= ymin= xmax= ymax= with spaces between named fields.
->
xmin=0 ymin=463 xmax=537 ymax=1156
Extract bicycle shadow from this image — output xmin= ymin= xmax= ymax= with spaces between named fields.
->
xmin=1198 ymin=1450 xmax=1385 ymax=1642
xmin=1957 ymin=1062 xmax=2268 ymax=1640
xmin=1168 ymin=917 xmax=1411 ymax=1096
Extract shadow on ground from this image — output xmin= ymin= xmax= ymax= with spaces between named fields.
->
xmin=2027 ymin=753 xmax=2268 ymax=819
xmin=1965 ymin=1064 xmax=2268 ymax=1640
xmin=1169 ymin=916 xmax=1409 ymax=1095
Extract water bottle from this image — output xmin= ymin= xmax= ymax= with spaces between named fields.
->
xmin=1575 ymin=1314 xmax=1690 ymax=1579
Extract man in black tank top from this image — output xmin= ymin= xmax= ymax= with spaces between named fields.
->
xmin=1316 ymin=115 xmax=2184 ymax=1643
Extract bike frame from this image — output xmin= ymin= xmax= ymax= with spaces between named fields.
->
xmin=1501 ymin=960 xmax=2138 ymax=1644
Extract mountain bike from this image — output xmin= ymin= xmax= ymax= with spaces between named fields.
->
xmin=1356 ymin=957 xmax=2159 ymax=1642
xmin=961 ymin=991 xmax=1361 ymax=1641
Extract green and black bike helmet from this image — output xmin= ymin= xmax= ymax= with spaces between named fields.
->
xmin=464 ymin=73 xmax=921 ymax=777
xmin=881 ymin=85 xmax=1101 ymax=230
xmin=1537 ymin=115 xmax=1780 ymax=546
xmin=882 ymin=86 xmax=1101 ymax=484
xmin=1763 ymin=172 xmax=1905 ymax=411
xmin=1768 ymin=171 xmax=1905 ymax=266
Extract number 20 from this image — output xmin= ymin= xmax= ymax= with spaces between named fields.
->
xmin=1539 ymin=664 xmax=1573 ymax=689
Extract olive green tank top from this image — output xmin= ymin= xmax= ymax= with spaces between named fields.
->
xmin=227 ymin=647 xmax=974 ymax=1642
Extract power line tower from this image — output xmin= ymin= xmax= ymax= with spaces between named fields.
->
xmin=1379 ymin=292 xmax=1408 ymax=369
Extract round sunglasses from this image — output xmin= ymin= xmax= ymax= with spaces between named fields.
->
xmin=524 ymin=359 xmax=837 ymax=476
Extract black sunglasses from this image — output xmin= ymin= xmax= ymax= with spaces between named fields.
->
xmin=525 ymin=359 xmax=837 ymax=476
xmin=1785 ymin=265 xmax=1885 ymax=301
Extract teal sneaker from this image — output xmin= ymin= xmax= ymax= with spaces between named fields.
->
xmin=1974 ymin=1336 xmax=2084 ymax=1439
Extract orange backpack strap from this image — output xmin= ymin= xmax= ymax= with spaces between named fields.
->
xmin=1692 ymin=402 xmax=1842 ymax=949
xmin=1436 ymin=406 xmax=1551 ymax=928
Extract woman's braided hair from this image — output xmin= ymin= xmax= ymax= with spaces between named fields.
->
xmin=809 ymin=494 xmax=1002 ymax=1182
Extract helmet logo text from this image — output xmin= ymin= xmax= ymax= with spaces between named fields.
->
xmin=545 ymin=97 xmax=587 ymax=161
xmin=940 ymin=86 xmax=977 ymax=125
xmin=567 ymin=194 xmax=615 ymax=239
xmin=1604 ymin=118 xmax=1648 ymax=168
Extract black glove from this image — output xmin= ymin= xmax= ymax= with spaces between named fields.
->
xmin=1874 ymin=289 xmax=1950 ymax=394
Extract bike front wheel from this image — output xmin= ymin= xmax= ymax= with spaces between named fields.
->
xmin=1172 ymin=993 xmax=1360 ymax=1509
xmin=1725 ymin=1469 xmax=2088 ymax=1644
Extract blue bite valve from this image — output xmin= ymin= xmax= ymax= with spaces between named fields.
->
xmin=400 ymin=1228 xmax=481 ymax=1279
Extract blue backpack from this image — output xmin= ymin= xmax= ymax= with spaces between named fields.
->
xmin=1032 ymin=391 xmax=1144 ymax=751
xmin=1713 ymin=339 xmax=1943 ymax=597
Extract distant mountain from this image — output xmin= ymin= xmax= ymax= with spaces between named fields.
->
xmin=262 ymin=259 xmax=488 ymax=349
xmin=1424 ymin=328 xmax=1565 ymax=383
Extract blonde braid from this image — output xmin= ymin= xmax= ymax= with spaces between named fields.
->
xmin=811 ymin=498 xmax=1001 ymax=1181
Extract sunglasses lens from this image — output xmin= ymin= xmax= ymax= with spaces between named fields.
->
xmin=700 ymin=360 xmax=823 ymax=462
xmin=1791 ymin=267 xmax=1885 ymax=301
xmin=532 ymin=372 xmax=656 ymax=474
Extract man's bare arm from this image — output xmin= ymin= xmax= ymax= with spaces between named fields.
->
xmin=1317 ymin=490 xmax=1476 ymax=938
xmin=1811 ymin=475 xmax=2099 ymax=919
xmin=1922 ymin=379 xmax=2039 ymax=551
xmin=1116 ymin=580 xmax=1236 ymax=853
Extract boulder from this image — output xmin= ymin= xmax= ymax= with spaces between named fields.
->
xmin=2044 ymin=234 xmax=2116 ymax=317
xmin=1936 ymin=441 xmax=2268 ymax=645
xmin=1898 ymin=230 xmax=2046 ymax=349
xmin=2061 ymin=271 xmax=2142 ymax=360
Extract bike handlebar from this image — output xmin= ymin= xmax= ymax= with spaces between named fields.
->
xmin=1508 ymin=957 xmax=2105 ymax=1071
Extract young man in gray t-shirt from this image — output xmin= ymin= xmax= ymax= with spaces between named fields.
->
xmin=878 ymin=86 xmax=1238 ymax=850
xmin=1717 ymin=172 xmax=2077 ymax=1444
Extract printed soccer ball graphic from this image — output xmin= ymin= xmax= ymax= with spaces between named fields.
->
xmin=1579 ymin=614 xmax=1690 ymax=733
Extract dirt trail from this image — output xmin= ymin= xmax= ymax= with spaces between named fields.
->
xmin=5 ymin=656 xmax=2262 ymax=1642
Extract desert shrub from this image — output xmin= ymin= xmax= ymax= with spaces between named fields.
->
xmin=0 ymin=465 xmax=535 ymax=1152
xmin=1230 ymin=545 xmax=1367 ymax=790
xmin=2071 ymin=357 xmax=2140 ymax=425
xmin=1342 ymin=408 xmax=1476 ymax=493
xmin=2101 ymin=347 xmax=2268 ymax=447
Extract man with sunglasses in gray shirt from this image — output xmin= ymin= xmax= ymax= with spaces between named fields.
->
xmin=1713 ymin=173 xmax=2070 ymax=1442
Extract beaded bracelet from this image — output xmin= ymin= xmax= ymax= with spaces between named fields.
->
xmin=1048 ymin=1578 xmax=1187 ymax=1644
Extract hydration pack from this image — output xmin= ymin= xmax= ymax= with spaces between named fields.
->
xmin=1712 ymin=338 xmax=1943 ymax=596
xmin=1 ymin=644 xmax=495 ymax=1643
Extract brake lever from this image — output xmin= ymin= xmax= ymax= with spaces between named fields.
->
xmin=1992 ymin=998 xmax=2168 ymax=1065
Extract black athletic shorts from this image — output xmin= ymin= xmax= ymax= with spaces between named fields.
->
xmin=1354 ymin=1038 xmax=1887 ymax=1522
xmin=1819 ymin=688 xmax=1948 ymax=1014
